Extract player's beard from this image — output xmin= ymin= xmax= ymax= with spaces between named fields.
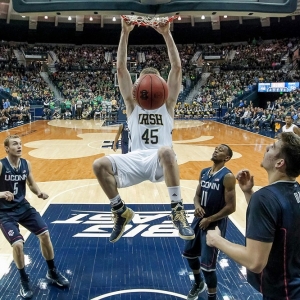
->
xmin=211 ymin=157 xmax=222 ymax=163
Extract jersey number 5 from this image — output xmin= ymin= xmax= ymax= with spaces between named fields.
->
xmin=142 ymin=129 xmax=158 ymax=144
xmin=13 ymin=182 xmax=18 ymax=195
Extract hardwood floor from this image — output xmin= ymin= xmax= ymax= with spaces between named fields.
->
xmin=0 ymin=119 xmax=274 ymax=276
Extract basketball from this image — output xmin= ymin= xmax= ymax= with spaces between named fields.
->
xmin=133 ymin=74 xmax=168 ymax=110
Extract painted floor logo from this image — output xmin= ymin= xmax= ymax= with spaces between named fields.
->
xmin=52 ymin=208 xmax=195 ymax=238
xmin=0 ymin=204 xmax=261 ymax=300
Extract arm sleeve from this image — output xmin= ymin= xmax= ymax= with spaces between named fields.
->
xmin=246 ymin=189 xmax=281 ymax=243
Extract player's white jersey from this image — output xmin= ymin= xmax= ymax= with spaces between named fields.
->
xmin=282 ymin=124 xmax=298 ymax=133
xmin=128 ymin=104 xmax=173 ymax=151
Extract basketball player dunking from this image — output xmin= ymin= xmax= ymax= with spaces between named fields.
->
xmin=93 ymin=19 xmax=194 ymax=243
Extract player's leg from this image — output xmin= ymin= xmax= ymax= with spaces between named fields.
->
xmin=93 ymin=157 xmax=119 ymax=198
xmin=93 ymin=155 xmax=135 ymax=243
xmin=182 ymin=218 xmax=206 ymax=300
xmin=157 ymin=146 xmax=194 ymax=240
xmin=21 ymin=206 xmax=69 ymax=287
xmin=0 ymin=212 xmax=33 ymax=299
xmin=13 ymin=241 xmax=34 ymax=299
xmin=202 ymin=269 xmax=217 ymax=299
xmin=200 ymin=219 xmax=227 ymax=299
xmin=121 ymin=142 xmax=128 ymax=154
xmin=37 ymin=232 xmax=69 ymax=287
xmin=200 ymin=246 xmax=218 ymax=298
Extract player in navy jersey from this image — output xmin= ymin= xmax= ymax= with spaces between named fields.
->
xmin=93 ymin=19 xmax=194 ymax=243
xmin=207 ymin=132 xmax=300 ymax=300
xmin=183 ymin=144 xmax=236 ymax=300
xmin=0 ymin=135 xmax=69 ymax=299
xmin=113 ymin=121 xmax=130 ymax=154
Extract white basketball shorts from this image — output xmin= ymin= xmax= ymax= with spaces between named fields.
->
xmin=107 ymin=149 xmax=164 ymax=188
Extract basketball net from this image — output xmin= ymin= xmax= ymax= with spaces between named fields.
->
xmin=121 ymin=15 xmax=178 ymax=27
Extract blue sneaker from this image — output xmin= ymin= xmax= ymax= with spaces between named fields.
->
xmin=20 ymin=278 xmax=33 ymax=299
xmin=110 ymin=205 xmax=134 ymax=243
xmin=171 ymin=203 xmax=195 ymax=240
xmin=46 ymin=268 xmax=69 ymax=287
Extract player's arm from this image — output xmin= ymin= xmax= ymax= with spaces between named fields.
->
xmin=113 ymin=124 xmax=123 ymax=152
xmin=236 ymin=169 xmax=254 ymax=204
xmin=207 ymin=232 xmax=272 ymax=273
xmin=26 ymin=160 xmax=49 ymax=200
xmin=207 ymin=189 xmax=276 ymax=273
xmin=199 ymin=173 xmax=236 ymax=230
xmin=293 ymin=126 xmax=300 ymax=136
xmin=153 ymin=23 xmax=182 ymax=114
xmin=117 ymin=19 xmax=135 ymax=116
xmin=0 ymin=161 xmax=14 ymax=201
xmin=193 ymin=173 xmax=205 ymax=218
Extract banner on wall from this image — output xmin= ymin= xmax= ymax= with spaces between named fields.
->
xmin=258 ymin=82 xmax=299 ymax=92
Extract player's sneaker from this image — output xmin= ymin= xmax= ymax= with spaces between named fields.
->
xmin=171 ymin=203 xmax=195 ymax=240
xmin=20 ymin=278 xmax=33 ymax=299
xmin=110 ymin=205 xmax=135 ymax=243
xmin=46 ymin=268 xmax=69 ymax=287
xmin=187 ymin=281 xmax=206 ymax=300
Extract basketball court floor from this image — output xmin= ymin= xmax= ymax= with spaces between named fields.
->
xmin=0 ymin=119 xmax=273 ymax=299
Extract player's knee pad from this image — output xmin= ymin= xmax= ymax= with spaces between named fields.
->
xmin=187 ymin=258 xmax=200 ymax=271
xmin=202 ymin=270 xmax=217 ymax=289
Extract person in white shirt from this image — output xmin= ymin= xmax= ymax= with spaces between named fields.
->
xmin=282 ymin=114 xmax=300 ymax=136
xmin=76 ymin=99 xmax=83 ymax=120
xmin=240 ymin=107 xmax=250 ymax=127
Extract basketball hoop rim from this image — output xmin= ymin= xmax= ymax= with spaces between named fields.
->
xmin=121 ymin=14 xmax=178 ymax=27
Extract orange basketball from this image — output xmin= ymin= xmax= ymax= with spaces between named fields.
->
xmin=133 ymin=74 xmax=168 ymax=110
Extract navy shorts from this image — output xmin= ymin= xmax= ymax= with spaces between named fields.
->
xmin=182 ymin=217 xmax=227 ymax=271
xmin=121 ymin=142 xmax=129 ymax=154
xmin=0 ymin=201 xmax=48 ymax=246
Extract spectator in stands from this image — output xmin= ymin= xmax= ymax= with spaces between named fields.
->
xmin=266 ymin=101 xmax=275 ymax=111
xmin=253 ymin=108 xmax=263 ymax=129
xmin=222 ymin=111 xmax=230 ymax=123
xmin=22 ymin=107 xmax=31 ymax=123
xmin=3 ymin=99 xmax=10 ymax=110
xmin=240 ymin=107 xmax=250 ymax=127
xmin=76 ymin=98 xmax=83 ymax=120
xmin=60 ymin=101 xmax=66 ymax=116
xmin=0 ymin=109 xmax=8 ymax=129
xmin=71 ymin=100 xmax=76 ymax=119
xmin=93 ymin=105 xmax=101 ymax=120
xmin=244 ymin=108 xmax=254 ymax=129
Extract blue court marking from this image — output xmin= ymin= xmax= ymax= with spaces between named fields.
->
xmin=0 ymin=204 xmax=262 ymax=300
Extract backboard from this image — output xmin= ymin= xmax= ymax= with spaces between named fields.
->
xmin=12 ymin=0 xmax=298 ymax=17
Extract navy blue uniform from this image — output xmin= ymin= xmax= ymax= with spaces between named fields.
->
xmin=246 ymin=181 xmax=300 ymax=300
xmin=121 ymin=121 xmax=130 ymax=154
xmin=0 ymin=158 xmax=29 ymax=210
xmin=0 ymin=158 xmax=48 ymax=245
xmin=183 ymin=167 xmax=231 ymax=271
